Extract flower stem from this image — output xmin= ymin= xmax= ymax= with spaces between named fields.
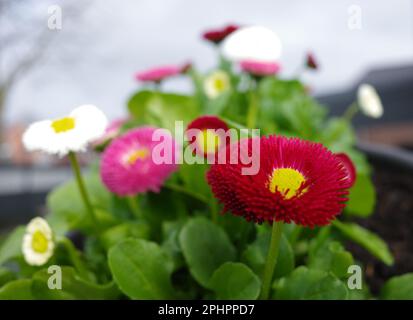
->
xmin=260 ymin=221 xmax=284 ymax=300
xmin=210 ymin=198 xmax=219 ymax=224
xmin=127 ymin=195 xmax=142 ymax=219
xmin=246 ymin=85 xmax=258 ymax=129
xmin=68 ymin=152 xmax=98 ymax=231
xmin=60 ymin=237 xmax=91 ymax=281
xmin=343 ymin=102 xmax=359 ymax=121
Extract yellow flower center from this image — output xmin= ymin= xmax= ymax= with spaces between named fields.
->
xmin=31 ymin=230 xmax=49 ymax=253
xmin=214 ymin=77 xmax=226 ymax=92
xmin=197 ymin=129 xmax=221 ymax=154
xmin=51 ymin=117 xmax=76 ymax=133
xmin=125 ymin=148 xmax=149 ymax=165
xmin=268 ymin=168 xmax=307 ymax=199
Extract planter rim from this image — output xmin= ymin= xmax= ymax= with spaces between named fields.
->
xmin=356 ymin=141 xmax=413 ymax=172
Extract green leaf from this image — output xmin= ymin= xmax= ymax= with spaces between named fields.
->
xmin=242 ymin=230 xmax=294 ymax=278
xmin=0 ymin=226 xmax=24 ymax=266
xmin=178 ymin=161 xmax=212 ymax=201
xmin=161 ymin=220 xmax=185 ymax=271
xmin=258 ymin=78 xmax=326 ymax=138
xmin=320 ymin=118 xmax=355 ymax=152
xmin=0 ymin=267 xmax=16 ymax=287
xmin=141 ymin=189 xmax=189 ymax=240
xmin=47 ymin=172 xmax=114 ymax=234
xmin=209 ymin=262 xmax=261 ymax=300
xmin=205 ymin=90 xmax=232 ymax=115
xmin=108 ymin=239 xmax=175 ymax=299
xmin=333 ymin=220 xmax=394 ymax=266
xmin=274 ymin=266 xmax=348 ymax=300
xmin=0 ymin=279 xmax=34 ymax=299
xmin=308 ymin=240 xmax=354 ymax=279
xmin=179 ymin=217 xmax=236 ymax=287
xmin=381 ymin=273 xmax=413 ymax=300
xmin=31 ymin=267 xmax=120 ymax=300
xmin=100 ymin=221 xmax=150 ymax=250
xmin=345 ymin=174 xmax=376 ymax=217
xmin=127 ymin=90 xmax=199 ymax=132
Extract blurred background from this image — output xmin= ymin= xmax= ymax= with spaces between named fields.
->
xmin=1 ymin=0 xmax=412 ymax=229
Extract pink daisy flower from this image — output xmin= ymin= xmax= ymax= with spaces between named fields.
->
xmin=135 ymin=65 xmax=184 ymax=83
xmin=100 ymin=127 xmax=179 ymax=196
xmin=240 ymin=60 xmax=281 ymax=77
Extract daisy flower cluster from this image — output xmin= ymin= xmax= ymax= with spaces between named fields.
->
xmin=6 ymin=21 xmax=391 ymax=302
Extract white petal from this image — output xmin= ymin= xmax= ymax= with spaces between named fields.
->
xmin=221 ymin=26 xmax=282 ymax=63
xmin=71 ymin=104 xmax=108 ymax=143
xmin=26 ymin=217 xmax=53 ymax=239
xmin=22 ymin=218 xmax=54 ymax=266
xmin=22 ymin=104 xmax=108 ymax=156
xmin=357 ymin=84 xmax=383 ymax=118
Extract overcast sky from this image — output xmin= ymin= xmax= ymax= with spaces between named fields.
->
xmin=4 ymin=0 xmax=413 ymax=124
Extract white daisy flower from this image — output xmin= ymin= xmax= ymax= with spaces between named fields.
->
xmin=221 ymin=26 xmax=282 ymax=63
xmin=357 ymin=84 xmax=383 ymax=118
xmin=23 ymin=104 xmax=108 ymax=157
xmin=22 ymin=217 xmax=55 ymax=266
xmin=203 ymin=70 xmax=231 ymax=99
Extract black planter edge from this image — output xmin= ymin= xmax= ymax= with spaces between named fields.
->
xmin=356 ymin=141 xmax=413 ymax=172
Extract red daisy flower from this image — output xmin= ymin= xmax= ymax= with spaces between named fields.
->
xmin=335 ymin=153 xmax=356 ymax=187
xmin=202 ymin=24 xmax=239 ymax=45
xmin=207 ymin=135 xmax=352 ymax=227
xmin=306 ymin=52 xmax=318 ymax=70
xmin=186 ymin=116 xmax=230 ymax=160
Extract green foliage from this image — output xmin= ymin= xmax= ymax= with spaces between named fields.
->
xmin=243 ymin=230 xmax=294 ymax=279
xmin=209 ymin=262 xmax=261 ymax=299
xmin=108 ymin=239 xmax=176 ymax=299
xmin=308 ymin=240 xmax=354 ymax=279
xmin=333 ymin=220 xmax=394 ymax=266
xmin=0 ymin=279 xmax=34 ymax=300
xmin=31 ymin=267 xmax=120 ymax=299
xmin=0 ymin=267 xmax=16 ymax=287
xmin=273 ymin=266 xmax=348 ymax=300
xmin=258 ymin=78 xmax=326 ymax=138
xmin=0 ymin=226 xmax=25 ymax=266
xmin=47 ymin=172 xmax=114 ymax=234
xmin=128 ymin=90 xmax=199 ymax=132
xmin=179 ymin=217 xmax=236 ymax=287
xmin=345 ymin=173 xmax=376 ymax=217
xmin=381 ymin=273 xmax=413 ymax=300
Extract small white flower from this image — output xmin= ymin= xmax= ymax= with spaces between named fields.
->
xmin=23 ymin=104 xmax=108 ymax=157
xmin=203 ymin=70 xmax=231 ymax=99
xmin=357 ymin=84 xmax=383 ymax=118
xmin=221 ymin=26 xmax=282 ymax=63
xmin=22 ymin=217 xmax=54 ymax=266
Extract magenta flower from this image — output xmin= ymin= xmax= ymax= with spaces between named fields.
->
xmin=100 ymin=127 xmax=179 ymax=196
xmin=306 ymin=52 xmax=319 ymax=70
xmin=335 ymin=153 xmax=356 ymax=187
xmin=135 ymin=65 xmax=185 ymax=83
xmin=202 ymin=24 xmax=239 ymax=45
xmin=240 ymin=60 xmax=281 ymax=77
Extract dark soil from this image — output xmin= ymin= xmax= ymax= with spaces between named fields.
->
xmin=347 ymin=163 xmax=413 ymax=294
